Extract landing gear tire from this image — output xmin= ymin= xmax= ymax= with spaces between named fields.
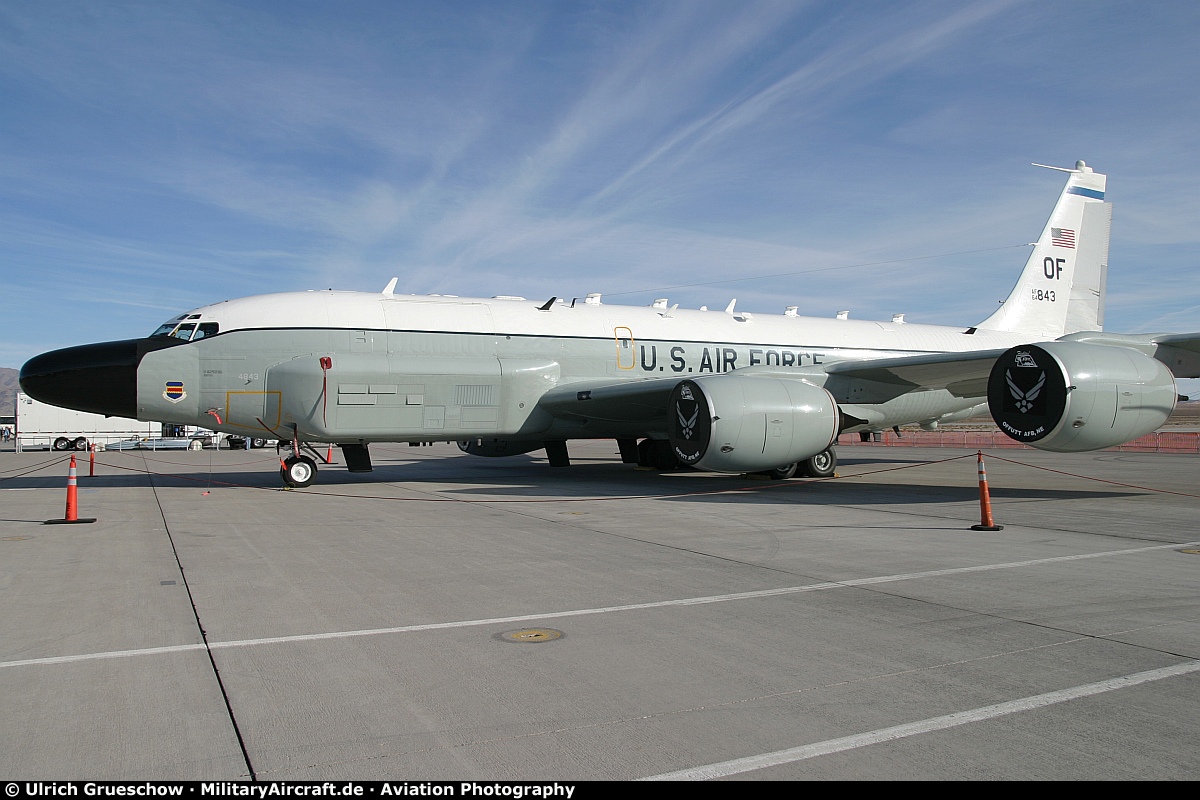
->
xmin=636 ymin=438 xmax=681 ymax=470
xmin=73 ymin=437 xmax=89 ymax=451
xmin=251 ymin=438 xmax=267 ymax=449
xmin=281 ymin=455 xmax=317 ymax=488
xmin=53 ymin=437 xmax=70 ymax=451
xmin=765 ymin=462 xmax=798 ymax=480
xmin=798 ymin=447 xmax=837 ymax=478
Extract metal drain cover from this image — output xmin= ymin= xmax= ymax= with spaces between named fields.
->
xmin=494 ymin=628 xmax=564 ymax=644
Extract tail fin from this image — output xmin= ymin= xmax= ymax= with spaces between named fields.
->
xmin=978 ymin=161 xmax=1111 ymax=338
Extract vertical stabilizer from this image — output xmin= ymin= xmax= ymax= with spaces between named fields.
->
xmin=978 ymin=161 xmax=1110 ymax=337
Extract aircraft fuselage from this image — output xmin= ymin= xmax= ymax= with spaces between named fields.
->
xmin=50 ymin=291 xmax=1034 ymax=446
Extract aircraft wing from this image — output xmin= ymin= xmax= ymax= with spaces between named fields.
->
xmin=1148 ymin=333 xmax=1200 ymax=378
xmin=537 ymin=349 xmax=1009 ymax=427
xmin=821 ymin=349 xmax=1007 ymax=403
xmin=825 ymin=331 xmax=1200 ymax=402
xmin=1153 ymin=332 xmax=1200 ymax=352
xmin=537 ymin=376 xmax=684 ymax=423
xmin=1060 ymin=331 xmax=1200 ymax=378
xmin=536 ymin=332 xmax=1199 ymax=430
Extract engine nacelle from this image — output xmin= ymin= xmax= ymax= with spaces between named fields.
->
xmin=987 ymin=341 xmax=1176 ymax=452
xmin=457 ymin=438 xmax=543 ymax=458
xmin=667 ymin=375 xmax=839 ymax=473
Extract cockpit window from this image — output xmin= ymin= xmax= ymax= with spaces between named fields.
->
xmin=149 ymin=317 xmax=219 ymax=340
xmin=193 ymin=322 xmax=219 ymax=340
xmin=150 ymin=315 xmax=187 ymax=338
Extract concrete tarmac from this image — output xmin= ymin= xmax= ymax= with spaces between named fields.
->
xmin=1 ymin=441 xmax=1198 ymax=780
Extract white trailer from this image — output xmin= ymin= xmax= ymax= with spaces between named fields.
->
xmin=14 ymin=392 xmax=158 ymax=452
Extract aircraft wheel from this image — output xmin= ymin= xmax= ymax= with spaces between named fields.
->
xmin=636 ymin=439 xmax=680 ymax=470
xmin=251 ymin=438 xmax=267 ymax=449
xmin=765 ymin=462 xmax=798 ymax=480
xmin=281 ymin=455 xmax=317 ymax=488
xmin=73 ymin=437 xmax=89 ymax=450
xmin=53 ymin=437 xmax=70 ymax=451
xmin=800 ymin=447 xmax=837 ymax=478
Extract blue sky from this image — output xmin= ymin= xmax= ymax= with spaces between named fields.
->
xmin=3 ymin=1 xmax=1199 ymax=386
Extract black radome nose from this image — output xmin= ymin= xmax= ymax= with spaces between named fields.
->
xmin=20 ymin=340 xmax=142 ymax=418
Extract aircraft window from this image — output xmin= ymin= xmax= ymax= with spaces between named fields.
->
xmin=172 ymin=323 xmax=197 ymax=341
xmin=187 ymin=314 xmax=201 ymax=320
xmin=150 ymin=315 xmax=189 ymax=338
xmin=193 ymin=322 xmax=219 ymax=340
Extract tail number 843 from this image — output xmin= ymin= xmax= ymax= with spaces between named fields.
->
xmin=1031 ymin=288 xmax=1057 ymax=302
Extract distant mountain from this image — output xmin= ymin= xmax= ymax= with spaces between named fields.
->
xmin=0 ymin=368 xmax=17 ymax=417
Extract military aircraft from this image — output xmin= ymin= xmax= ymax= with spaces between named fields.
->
xmin=20 ymin=161 xmax=1200 ymax=487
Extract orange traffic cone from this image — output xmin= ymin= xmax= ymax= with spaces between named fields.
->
xmin=970 ymin=451 xmax=1003 ymax=531
xmin=326 ymin=445 xmax=334 ymax=464
xmin=45 ymin=455 xmax=97 ymax=525
xmin=89 ymin=444 xmax=95 ymax=477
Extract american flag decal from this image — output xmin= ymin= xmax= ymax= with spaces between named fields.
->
xmin=1051 ymin=228 xmax=1076 ymax=248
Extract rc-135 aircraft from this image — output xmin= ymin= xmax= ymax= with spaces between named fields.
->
xmin=19 ymin=161 xmax=1200 ymax=487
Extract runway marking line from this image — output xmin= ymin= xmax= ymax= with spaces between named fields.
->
xmin=2 ymin=540 xmax=1194 ymax=671
xmin=639 ymin=659 xmax=1200 ymax=780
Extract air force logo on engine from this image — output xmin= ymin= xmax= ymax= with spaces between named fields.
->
xmin=681 ymin=402 xmax=700 ymax=441
xmin=987 ymin=344 xmax=1069 ymax=443
xmin=668 ymin=380 xmax=711 ymax=464
xmin=1006 ymin=369 xmax=1046 ymax=413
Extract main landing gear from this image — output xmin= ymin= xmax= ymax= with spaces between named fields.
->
xmin=762 ymin=447 xmax=837 ymax=480
xmin=802 ymin=447 xmax=837 ymax=478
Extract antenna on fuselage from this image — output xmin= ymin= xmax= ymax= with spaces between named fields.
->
xmin=382 ymin=277 xmax=398 ymax=297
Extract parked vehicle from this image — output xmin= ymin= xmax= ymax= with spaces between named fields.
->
xmin=15 ymin=393 xmax=155 ymax=452
xmin=104 ymin=438 xmax=144 ymax=451
xmin=226 ymin=435 xmax=273 ymax=450
xmin=15 ymin=393 xmax=216 ymax=452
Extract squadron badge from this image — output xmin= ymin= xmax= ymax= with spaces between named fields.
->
xmin=163 ymin=381 xmax=187 ymax=403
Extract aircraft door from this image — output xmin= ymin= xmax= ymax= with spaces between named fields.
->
xmin=222 ymin=359 xmax=282 ymax=434
xmin=614 ymin=327 xmax=636 ymax=370
xmin=199 ymin=355 xmax=279 ymax=433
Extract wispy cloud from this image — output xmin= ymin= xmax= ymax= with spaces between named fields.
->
xmin=0 ymin=0 xmax=1198 ymax=366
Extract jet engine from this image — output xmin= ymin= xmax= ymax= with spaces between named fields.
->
xmin=667 ymin=375 xmax=839 ymax=473
xmin=987 ymin=341 xmax=1176 ymax=452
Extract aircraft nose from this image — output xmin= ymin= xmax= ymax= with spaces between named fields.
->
xmin=20 ymin=339 xmax=141 ymax=418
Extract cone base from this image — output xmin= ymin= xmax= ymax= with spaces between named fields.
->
xmin=44 ymin=518 xmax=97 ymax=525
xmin=970 ymin=524 xmax=1004 ymax=531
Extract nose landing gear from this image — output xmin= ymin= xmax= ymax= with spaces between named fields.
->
xmin=281 ymin=455 xmax=317 ymax=488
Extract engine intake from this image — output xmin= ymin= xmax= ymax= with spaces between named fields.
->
xmin=667 ymin=375 xmax=838 ymax=473
xmin=987 ymin=341 xmax=1176 ymax=452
